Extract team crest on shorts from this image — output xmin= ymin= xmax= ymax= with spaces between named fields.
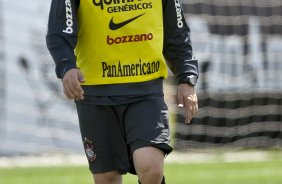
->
xmin=83 ymin=137 xmax=96 ymax=162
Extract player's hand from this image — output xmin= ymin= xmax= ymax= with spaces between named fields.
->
xmin=177 ymin=84 xmax=198 ymax=124
xmin=62 ymin=68 xmax=85 ymax=100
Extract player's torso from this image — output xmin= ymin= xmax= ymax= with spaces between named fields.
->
xmin=75 ymin=0 xmax=168 ymax=85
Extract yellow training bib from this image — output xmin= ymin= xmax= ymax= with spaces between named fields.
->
xmin=75 ymin=0 xmax=168 ymax=85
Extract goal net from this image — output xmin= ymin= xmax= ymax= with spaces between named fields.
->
xmin=174 ymin=0 xmax=282 ymax=150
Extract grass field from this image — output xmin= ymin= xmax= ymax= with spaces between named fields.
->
xmin=1 ymin=158 xmax=282 ymax=184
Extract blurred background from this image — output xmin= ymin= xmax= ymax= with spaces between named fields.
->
xmin=175 ymin=0 xmax=282 ymax=150
xmin=0 ymin=0 xmax=282 ymax=183
xmin=0 ymin=0 xmax=82 ymax=156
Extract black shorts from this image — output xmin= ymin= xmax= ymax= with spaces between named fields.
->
xmin=75 ymin=95 xmax=173 ymax=174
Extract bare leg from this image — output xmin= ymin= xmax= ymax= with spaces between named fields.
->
xmin=93 ymin=171 xmax=122 ymax=184
xmin=133 ymin=147 xmax=164 ymax=184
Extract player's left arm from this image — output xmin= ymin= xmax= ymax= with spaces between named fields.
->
xmin=162 ymin=0 xmax=199 ymax=124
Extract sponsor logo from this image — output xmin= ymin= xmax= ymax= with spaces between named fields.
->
xmin=107 ymin=2 xmax=152 ymax=13
xmin=174 ymin=0 xmax=184 ymax=28
xmin=92 ymin=0 xmax=152 ymax=13
xmin=109 ymin=13 xmax=145 ymax=30
xmin=93 ymin=0 xmax=134 ymax=10
xmin=62 ymin=0 xmax=73 ymax=34
xmin=107 ymin=32 xmax=153 ymax=45
xmin=102 ymin=59 xmax=160 ymax=77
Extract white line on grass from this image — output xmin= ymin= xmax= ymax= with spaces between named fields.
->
xmin=0 ymin=151 xmax=280 ymax=168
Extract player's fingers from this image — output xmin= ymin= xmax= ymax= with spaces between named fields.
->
xmin=71 ymin=79 xmax=84 ymax=99
xmin=195 ymin=99 xmax=199 ymax=114
xmin=63 ymin=88 xmax=72 ymax=99
xmin=185 ymin=95 xmax=199 ymax=124
xmin=63 ymin=85 xmax=75 ymax=99
xmin=78 ymin=71 xmax=85 ymax=83
xmin=184 ymin=98 xmax=192 ymax=124
xmin=191 ymin=95 xmax=198 ymax=115
xmin=177 ymin=92 xmax=184 ymax=108
xmin=63 ymin=80 xmax=76 ymax=99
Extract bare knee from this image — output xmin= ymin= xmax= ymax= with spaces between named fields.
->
xmin=133 ymin=147 xmax=164 ymax=184
xmin=136 ymin=159 xmax=163 ymax=178
xmin=93 ymin=171 xmax=122 ymax=184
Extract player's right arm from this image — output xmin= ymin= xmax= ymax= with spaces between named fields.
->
xmin=46 ymin=0 xmax=84 ymax=100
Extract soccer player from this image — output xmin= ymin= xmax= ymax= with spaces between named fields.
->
xmin=46 ymin=0 xmax=199 ymax=183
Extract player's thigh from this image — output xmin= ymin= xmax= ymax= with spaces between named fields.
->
xmin=76 ymin=103 xmax=130 ymax=174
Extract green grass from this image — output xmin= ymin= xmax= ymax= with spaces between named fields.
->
xmin=1 ymin=160 xmax=282 ymax=184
